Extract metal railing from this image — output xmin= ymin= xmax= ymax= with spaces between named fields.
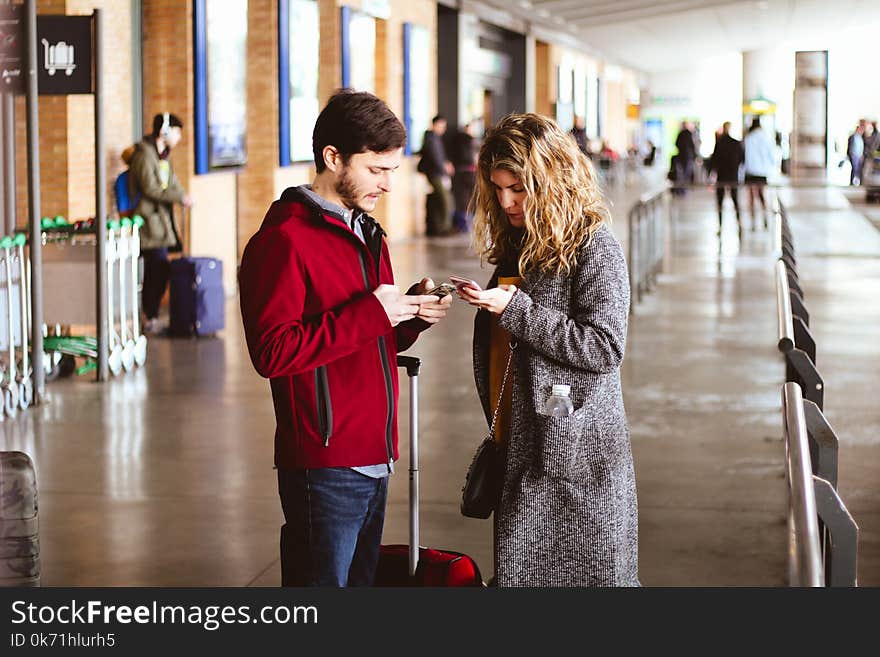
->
xmin=776 ymin=201 xmax=858 ymax=586
xmin=782 ymin=382 xmax=824 ymax=586
xmin=775 ymin=259 xmax=795 ymax=353
xmin=781 ymin=382 xmax=859 ymax=586
xmin=627 ymin=186 xmax=667 ymax=311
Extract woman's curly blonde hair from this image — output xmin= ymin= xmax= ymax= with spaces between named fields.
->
xmin=471 ymin=113 xmax=609 ymax=275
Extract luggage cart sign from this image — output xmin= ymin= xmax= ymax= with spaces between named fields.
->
xmin=0 ymin=5 xmax=24 ymax=94
xmin=37 ymin=15 xmax=92 ymax=95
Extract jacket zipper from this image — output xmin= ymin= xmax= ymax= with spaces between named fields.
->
xmin=314 ymin=365 xmax=333 ymax=447
xmin=358 ymin=251 xmax=395 ymax=467
xmin=295 ymin=200 xmax=394 ymax=463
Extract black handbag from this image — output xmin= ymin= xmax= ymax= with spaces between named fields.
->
xmin=461 ymin=345 xmax=514 ymax=519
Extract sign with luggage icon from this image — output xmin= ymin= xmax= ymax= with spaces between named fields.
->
xmin=36 ymin=15 xmax=91 ymax=95
xmin=41 ymin=38 xmax=75 ymax=76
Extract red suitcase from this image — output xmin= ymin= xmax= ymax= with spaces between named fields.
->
xmin=374 ymin=356 xmax=483 ymax=587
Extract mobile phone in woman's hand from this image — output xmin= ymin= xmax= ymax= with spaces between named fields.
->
xmin=449 ymin=275 xmax=482 ymax=292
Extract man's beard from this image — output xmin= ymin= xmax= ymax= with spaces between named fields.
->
xmin=335 ymin=166 xmax=367 ymax=213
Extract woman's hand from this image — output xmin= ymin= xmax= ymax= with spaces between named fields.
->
xmin=459 ymin=284 xmax=517 ymax=315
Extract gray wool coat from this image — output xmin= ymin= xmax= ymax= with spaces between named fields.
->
xmin=473 ymin=225 xmax=638 ymax=587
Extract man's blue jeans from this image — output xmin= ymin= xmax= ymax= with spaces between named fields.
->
xmin=278 ymin=467 xmax=388 ymax=587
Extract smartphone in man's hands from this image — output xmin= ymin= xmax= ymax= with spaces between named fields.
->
xmin=425 ymin=282 xmax=456 ymax=299
xmin=449 ymin=275 xmax=482 ymax=292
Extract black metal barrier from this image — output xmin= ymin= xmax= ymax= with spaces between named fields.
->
xmin=774 ymin=200 xmax=858 ymax=587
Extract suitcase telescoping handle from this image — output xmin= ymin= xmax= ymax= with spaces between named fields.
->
xmin=396 ymin=355 xmax=420 ymax=577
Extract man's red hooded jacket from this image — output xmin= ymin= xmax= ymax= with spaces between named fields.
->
xmin=239 ymin=187 xmax=428 ymax=469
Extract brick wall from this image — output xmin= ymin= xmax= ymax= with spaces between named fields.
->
xmin=237 ymin=0 xmax=278 ymax=255
xmin=13 ymin=0 xmax=133 ymax=226
xmin=244 ymin=0 xmax=437 ymax=249
xmin=142 ymin=0 xmax=194 ymax=241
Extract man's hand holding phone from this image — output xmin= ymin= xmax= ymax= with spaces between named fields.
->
xmin=411 ymin=278 xmax=454 ymax=325
xmin=373 ymin=284 xmax=443 ymax=327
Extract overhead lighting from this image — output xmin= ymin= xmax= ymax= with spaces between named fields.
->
xmin=756 ymin=0 xmax=769 ymax=9
xmin=537 ymin=9 xmax=550 ymax=18
xmin=518 ymin=0 xmax=532 ymax=8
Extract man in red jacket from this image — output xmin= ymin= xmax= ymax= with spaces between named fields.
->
xmin=239 ymin=90 xmax=452 ymax=586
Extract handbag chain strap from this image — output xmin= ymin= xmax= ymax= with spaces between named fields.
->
xmin=488 ymin=340 xmax=516 ymax=439
xmin=485 ymin=269 xmax=541 ymax=440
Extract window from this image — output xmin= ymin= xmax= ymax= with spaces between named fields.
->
xmin=403 ymin=23 xmax=429 ymax=154
xmin=279 ymin=0 xmax=320 ymax=164
xmin=341 ymin=7 xmax=375 ymax=92
xmin=194 ymin=0 xmax=248 ymax=172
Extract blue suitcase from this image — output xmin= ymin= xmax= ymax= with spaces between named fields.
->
xmin=169 ymin=257 xmax=225 ymax=336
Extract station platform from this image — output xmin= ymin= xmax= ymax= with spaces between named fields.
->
xmin=2 ymin=176 xmax=876 ymax=586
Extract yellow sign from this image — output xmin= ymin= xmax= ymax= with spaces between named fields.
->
xmin=742 ymin=98 xmax=777 ymax=115
xmin=626 ymin=103 xmax=640 ymax=120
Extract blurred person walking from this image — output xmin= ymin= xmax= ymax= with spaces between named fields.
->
xmin=743 ymin=117 xmax=776 ymax=228
xmin=672 ymin=121 xmax=696 ymax=195
xmin=451 ymin=120 xmax=480 ymax=233
xmin=569 ymin=115 xmax=590 ymax=157
xmin=708 ymin=121 xmax=744 ymax=236
xmin=847 ymin=121 xmax=865 ymax=186
xmin=417 ymin=115 xmax=454 ymax=236
xmin=861 ymin=120 xmax=879 ymax=187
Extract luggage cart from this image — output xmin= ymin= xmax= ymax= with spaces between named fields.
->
xmin=116 ymin=218 xmax=135 ymax=372
xmin=11 ymin=234 xmax=31 ymax=411
xmin=104 ymin=219 xmax=123 ymax=376
xmin=40 ymin=217 xmax=130 ymax=379
xmin=129 ymin=216 xmax=147 ymax=367
xmin=0 ymin=236 xmax=21 ymax=416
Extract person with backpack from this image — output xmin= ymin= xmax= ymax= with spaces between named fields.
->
xmin=114 ymin=145 xmax=139 ymax=217
xmin=128 ymin=112 xmax=193 ymax=334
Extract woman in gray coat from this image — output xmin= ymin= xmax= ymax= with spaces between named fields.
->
xmin=458 ymin=113 xmax=638 ymax=586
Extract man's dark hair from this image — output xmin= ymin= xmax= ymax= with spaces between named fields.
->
xmin=312 ymin=89 xmax=407 ymax=172
xmin=151 ymin=112 xmax=183 ymax=137
xmin=432 ymin=115 xmax=445 ymax=125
